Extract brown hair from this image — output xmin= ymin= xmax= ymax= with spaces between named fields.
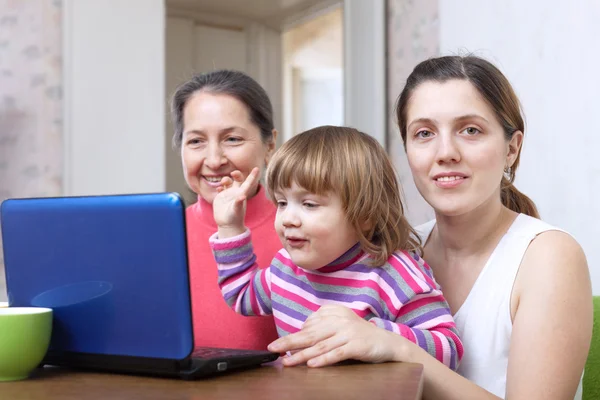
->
xmin=171 ymin=70 xmax=275 ymax=149
xmin=395 ymin=55 xmax=539 ymax=218
xmin=266 ymin=126 xmax=421 ymax=266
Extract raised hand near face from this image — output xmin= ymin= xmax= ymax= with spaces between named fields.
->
xmin=213 ymin=167 xmax=260 ymax=238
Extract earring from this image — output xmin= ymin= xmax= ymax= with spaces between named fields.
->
xmin=503 ymin=166 xmax=512 ymax=181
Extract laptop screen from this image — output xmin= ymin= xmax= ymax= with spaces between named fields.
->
xmin=1 ymin=193 xmax=194 ymax=361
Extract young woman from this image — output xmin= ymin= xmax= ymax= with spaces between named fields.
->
xmin=267 ymin=56 xmax=592 ymax=400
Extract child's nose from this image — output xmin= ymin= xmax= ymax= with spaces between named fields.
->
xmin=281 ymin=209 xmax=301 ymax=227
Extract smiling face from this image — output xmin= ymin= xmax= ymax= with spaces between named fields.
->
xmin=404 ymin=79 xmax=522 ymax=217
xmin=274 ymin=182 xmax=359 ymax=270
xmin=181 ymin=92 xmax=276 ymax=203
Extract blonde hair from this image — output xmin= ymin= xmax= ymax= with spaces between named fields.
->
xmin=266 ymin=125 xmax=422 ymax=266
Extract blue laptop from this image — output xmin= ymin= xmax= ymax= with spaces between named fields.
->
xmin=0 ymin=193 xmax=278 ymax=379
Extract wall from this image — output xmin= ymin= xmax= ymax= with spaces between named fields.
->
xmin=165 ymin=16 xmax=196 ymax=205
xmin=63 ymin=0 xmax=165 ymax=196
xmin=344 ymin=0 xmax=386 ymax=146
xmin=284 ymin=7 xmax=342 ymax=70
xmin=386 ymin=0 xmax=438 ymax=225
xmin=0 ymin=0 xmax=64 ymax=302
xmin=439 ymin=0 xmax=600 ymax=293
xmin=283 ymin=6 xmax=343 ymax=138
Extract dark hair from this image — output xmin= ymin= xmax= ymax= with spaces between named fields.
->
xmin=170 ymin=70 xmax=275 ymax=148
xmin=395 ymin=55 xmax=539 ymax=218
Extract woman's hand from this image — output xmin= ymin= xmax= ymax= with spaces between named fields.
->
xmin=213 ymin=167 xmax=259 ymax=238
xmin=268 ymin=304 xmax=406 ymax=367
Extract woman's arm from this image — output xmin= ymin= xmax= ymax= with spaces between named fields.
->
xmin=504 ymin=230 xmax=591 ymax=399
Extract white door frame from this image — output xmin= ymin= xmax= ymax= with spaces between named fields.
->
xmin=283 ymin=0 xmax=386 ymax=148
xmin=343 ymin=0 xmax=386 ymax=148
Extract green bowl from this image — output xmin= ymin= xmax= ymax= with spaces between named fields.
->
xmin=0 ymin=307 xmax=53 ymax=382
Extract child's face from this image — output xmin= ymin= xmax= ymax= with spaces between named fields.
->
xmin=273 ymin=182 xmax=359 ymax=270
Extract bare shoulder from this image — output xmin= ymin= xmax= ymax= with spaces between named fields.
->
xmin=520 ymin=229 xmax=588 ymax=279
xmin=512 ymin=229 xmax=592 ymax=347
xmin=510 ymin=228 xmax=592 ymax=330
xmin=515 ymin=229 xmax=590 ymax=304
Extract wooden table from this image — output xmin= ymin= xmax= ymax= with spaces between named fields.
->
xmin=2 ymin=360 xmax=424 ymax=399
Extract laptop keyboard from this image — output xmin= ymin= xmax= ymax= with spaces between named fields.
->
xmin=191 ymin=347 xmax=267 ymax=359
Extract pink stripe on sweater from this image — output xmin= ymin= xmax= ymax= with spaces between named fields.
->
xmin=438 ymin=328 xmax=464 ymax=359
xmin=211 ymin=235 xmax=250 ymax=251
xmin=271 ymin=275 xmax=324 ymax=312
xmin=406 ymin=254 xmax=437 ymax=288
xmin=398 ymin=323 xmax=416 ymax=343
xmin=273 ymin=251 xmax=302 ymax=271
xmin=391 ymin=253 xmax=432 ymax=289
xmin=412 ymin=314 xmax=456 ymax=330
xmin=274 ymin=286 xmax=320 ymax=313
xmin=388 ymin=256 xmax=428 ymax=294
xmin=276 ymin=317 xmax=301 ymax=334
xmin=299 ymin=272 xmax=399 ymax=310
xmin=397 ymin=294 xmax=447 ymax=317
xmin=317 ymin=250 xmax=366 ymax=272
xmin=431 ymin=330 xmax=446 ymax=364
xmin=220 ymin=269 xmax=255 ymax=293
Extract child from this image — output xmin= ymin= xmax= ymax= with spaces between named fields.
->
xmin=209 ymin=126 xmax=463 ymax=370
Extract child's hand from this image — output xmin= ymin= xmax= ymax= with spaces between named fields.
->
xmin=213 ymin=167 xmax=260 ymax=238
xmin=267 ymin=304 xmax=402 ymax=367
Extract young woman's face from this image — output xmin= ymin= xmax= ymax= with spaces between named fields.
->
xmin=404 ymin=79 xmax=522 ymax=217
xmin=181 ymin=92 xmax=276 ymax=203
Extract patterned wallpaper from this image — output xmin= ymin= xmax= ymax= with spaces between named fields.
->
xmin=0 ymin=0 xmax=63 ymax=301
xmin=386 ymin=0 xmax=439 ymax=225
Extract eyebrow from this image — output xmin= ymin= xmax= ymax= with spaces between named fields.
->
xmin=407 ymin=117 xmax=437 ymax=131
xmin=454 ymin=114 xmax=490 ymax=124
xmin=407 ymin=114 xmax=490 ymax=131
xmin=274 ymin=187 xmax=325 ymax=198
xmin=184 ymin=126 xmax=246 ymax=136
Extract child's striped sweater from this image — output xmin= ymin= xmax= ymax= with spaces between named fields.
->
xmin=210 ymin=230 xmax=463 ymax=370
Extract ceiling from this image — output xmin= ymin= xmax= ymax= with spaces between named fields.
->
xmin=166 ymin=0 xmax=332 ymax=27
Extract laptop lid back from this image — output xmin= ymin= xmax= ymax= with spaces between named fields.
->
xmin=1 ymin=193 xmax=193 ymax=361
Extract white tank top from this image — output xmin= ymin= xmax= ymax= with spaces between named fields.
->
xmin=416 ymin=214 xmax=583 ymax=399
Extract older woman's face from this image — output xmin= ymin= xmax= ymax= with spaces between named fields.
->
xmin=404 ymin=80 xmax=521 ymax=217
xmin=181 ymin=92 xmax=275 ymax=203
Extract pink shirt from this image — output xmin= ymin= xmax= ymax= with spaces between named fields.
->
xmin=186 ymin=186 xmax=279 ymax=350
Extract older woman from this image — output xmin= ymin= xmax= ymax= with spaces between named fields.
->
xmin=267 ymin=56 xmax=592 ymax=400
xmin=171 ymin=70 xmax=279 ymax=350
